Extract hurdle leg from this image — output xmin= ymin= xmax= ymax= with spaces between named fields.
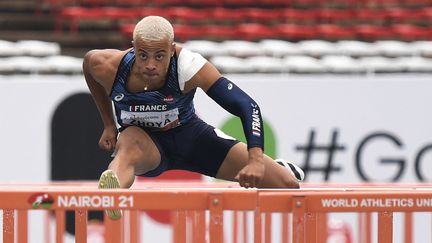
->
xmin=264 ymin=213 xmax=271 ymax=243
xmin=316 ymin=213 xmax=327 ymax=243
xmin=404 ymin=212 xmax=412 ymax=243
xmin=292 ymin=197 xmax=306 ymax=243
xmin=209 ymin=194 xmax=223 ymax=243
xmin=3 ymin=209 xmax=15 ymax=243
xmin=172 ymin=210 xmax=187 ymax=243
xmin=281 ymin=213 xmax=289 ymax=243
xmin=192 ymin=210 xmax=206 ymax=243
xmin=75 ymin=210 xmax=88 ymax=243
xmin=378 ymin=211 xmax=393 ymax=243
xmin=17 ymin=210 xmax=28 ymax=243
xmin=104 ymin=212 xmax=124 ymax=243
xmin=130 ymin=210 xmax=140 ymax=243
xmin=56 ymin=210 xmax=66 ymax=243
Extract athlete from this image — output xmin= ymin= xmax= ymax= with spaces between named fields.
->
xmin=83 ymin=16 xmax=304 ymax=220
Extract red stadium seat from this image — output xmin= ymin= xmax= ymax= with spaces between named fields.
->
xmin=210 ymin=7 xmax=247 ymax=24
xmin=169 ymin=7 xmax=212 ymax=24
xmin=316 ymin=8 xmax=354 ymax=25
xmin=56 ymin=7 xmax=105 ymax=32
xmin=390 ymin=24 xmax=432 ymax=40
xmin=385 ymin=8 xmax=418 ymax=24
xmin=236 ymin=23 xmax=276 ymax=40
xmin=353 ymin=9 xmax=387 ymax=25
xmin=203 ymin=25 xmax=241 ymax=40
xmin=281 ymin=8 xmax=319 ymax=25
xmin=354 ymin=25 xmax=392 ymax=41
xmin=274 ymin=24 xmax=317 ymax=40
xmin=315 ymin=24 xmax=355 ymax=40
xmin=242 ymin=8 xmax=283 ymax=24
xmin=172 ymin=24 xmax=206 ymax=41
xmin=259 ymin=0 xmax=292 ymax=7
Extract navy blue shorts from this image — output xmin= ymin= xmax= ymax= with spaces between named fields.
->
xmin=126 ymin=115 xmax=240 ymax=178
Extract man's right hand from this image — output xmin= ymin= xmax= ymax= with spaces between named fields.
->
xmin=99 ymin=125 xmax=118 ymax=151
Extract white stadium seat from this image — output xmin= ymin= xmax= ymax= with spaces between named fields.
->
xmin=43 ymin=55 xmax=83 ymax=74
xmin=321 ymin=55 xmax=365 ymax=73
xmin=182 ymin=40 xmax=227 ymax=57
xmin=0 ymin=40 xmax=24 ymax=56
xmin=373 ymin=40 xmax=415 ymax=57
xmin=246 ymin=56 xmax=284 ymax=73
xmin=15 ymin=40 xmax=61 ymax=57
xmin=258 ymin=39 xmax=302 ymax=57
xmin=297 ymin=40 xmax=339 ymax=57
xmin=282 ymin=56 xmax=326 ymax=73
xmin=210 ymin=56 xmax=254 ymax=73
xmin=219 ymin=40 xmax=266 ymax=57
xmin=358 ymin=56 xmax=405 ymax=73
xmin=336 ymin=40 xmax=379 ymax=57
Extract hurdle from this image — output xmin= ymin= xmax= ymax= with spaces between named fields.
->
xmin=1 ymin=182 xmax=432 ymax=243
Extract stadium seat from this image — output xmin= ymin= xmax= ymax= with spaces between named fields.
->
xmin=315 ymin=24 xmax=356 ymax=40
xmin=353 ymin=9 xmax=387 ymax=25
xmin=182 ymin=40 xmax=227 ymax=57
xmin=297 ymin=40 xmax=339 ymax=57
xmin=56 ymin=7 xmax=105 ymax=32
xmin=373 ymin=40 xmax=415 ymax=57
xmin=274 ymin=24 xmax=316 ymax=40
xmin=203 ymin=25 xmax=242 ymax=41
xmin=172 ymin=24 xmax=206 ymax=41
xmin=385 ymin=8 xmax=418 ymax=25
xmin=15 ymin=40 xmax=61 ymax=57
xmin=242 ymin=8 xmax=283 ymax=24
xmin=210 ymin=7 xmax=247 ymax=24
xmin=219 ymin=40 xmax=265 ymax=57
xmin=398 ymin=56 xmax=432 ymax=72
xmin=210 ymin=56 xmax=254 ymax=73
xmin=246 ymin=56 xmax=284 ymax=73
xmin=358 ymin=56 xmax=405 ymax=73
xmin=43 ymin=55 xmax=83 ymax=74
xmin=281 ymin=8 xmax=318 ymax=25
xmin=169 ymin=7 xmax=211 ymax=24
xmin=282 ymin=56 xmax=326 ymax=73
xmin=336 ymin=40 xmax=379 ymax=57
xmin=236 ymin=23 xmax=276 ymax=41
xmin=258 ymin=39 xmax=302 ymax=57
xmin=390 ymin=24 xmax=432 ymax=41
xmin=0 ymin=40 xmax=24 ymax=56
xmin=411 ymin=41 xmax=432 ymax=57
xmin=321 ymin=55 xmax=365 ymax=73
xmin=354 ymin=25 xmax=392 ymax=41
xmin=316 ymin=8 xmax=354 ymax=25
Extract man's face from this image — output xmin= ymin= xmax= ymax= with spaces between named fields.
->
xmin=133 ymin=37 xmax=175 ymax=84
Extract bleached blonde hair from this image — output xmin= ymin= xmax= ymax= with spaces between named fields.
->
xmin=133 ymin=16 xmax=174 ymax=43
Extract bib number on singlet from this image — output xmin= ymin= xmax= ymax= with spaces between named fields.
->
xmin=120 ymin=108 xmax=180 ymax=129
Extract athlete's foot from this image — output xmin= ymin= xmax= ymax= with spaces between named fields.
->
xmin=275 ymin=159 xmax=305 ymax=181
xmin=98 ymin=170 xmax=122 ymax=220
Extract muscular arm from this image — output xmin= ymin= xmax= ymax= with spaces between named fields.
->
xmin=182 ymin=47 xmax=265 ymax=164
xmin=82 ymin=49 xmax=124 ymax=150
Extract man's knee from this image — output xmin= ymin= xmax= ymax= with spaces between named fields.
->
xmin=116 ymin=128 xmax=159 ymax=170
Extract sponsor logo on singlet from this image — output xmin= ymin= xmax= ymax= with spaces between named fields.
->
xmin=114 ymin=93 xmax=124 ymax=101
xmin=251 ymin=103 xmax=261 ymax=136
xmin=128 ymin=104 xmax=168 ymax=112
xmin=163 ymin=95 xmax=174 ymax=103
xmin=121 ymin=107 xmax=180 ymax=130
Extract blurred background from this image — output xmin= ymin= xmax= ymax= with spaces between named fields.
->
xmin=0 ymin=0 xmax=432 ymax=242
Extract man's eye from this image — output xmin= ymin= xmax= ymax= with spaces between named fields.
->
xmin=156 ymin=55 xmax=164 ymax=60
xmin=140 ymin=54 xmax=147 ymax=60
